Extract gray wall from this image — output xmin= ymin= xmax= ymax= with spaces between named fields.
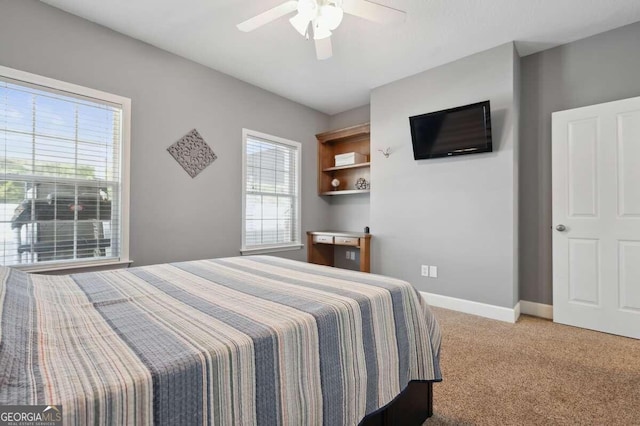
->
xmin=325 ymin=105 xmax=371 ymax=233
xmin=370 ymin=43 xmax=519 ymax=308
xmin=328 ymin=105 xmax=370 ymax=130
xmin=512 ymin=43 xmax=521 ymax=305
xmin=519 ymin=21 xmax=640 ymax=304
xmin=0 ymin=0 xmax=331 ymax=267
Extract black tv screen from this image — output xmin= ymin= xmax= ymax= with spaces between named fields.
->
xmin=409 ymin=101 xmax=492 ymax=160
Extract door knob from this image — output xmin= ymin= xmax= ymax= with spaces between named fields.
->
xmin=556 ymin=224 xmax=567 ymax=232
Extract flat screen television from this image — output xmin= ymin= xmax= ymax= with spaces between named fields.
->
xmin=409 ymin=100 xmax=492 ymax=160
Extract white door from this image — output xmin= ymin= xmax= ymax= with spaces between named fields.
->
xmin=552 ymin=96 xmax=640 ymax=339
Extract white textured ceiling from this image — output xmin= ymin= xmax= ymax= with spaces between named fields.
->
xmin=40 ymin=0 xmax=640 ymax=114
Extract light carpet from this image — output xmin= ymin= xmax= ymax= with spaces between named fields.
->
xmin=424 ymin=307 xmax=640 ymax=425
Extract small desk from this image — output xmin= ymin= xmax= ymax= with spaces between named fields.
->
xmin=306 ymin=231 xmax=371 ymax=273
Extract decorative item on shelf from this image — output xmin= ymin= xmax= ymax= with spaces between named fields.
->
xmin=378 ymin=147 xmax=391 ymax=158
xmin=355 ymin=178 xmax=369 ymax=190
xmin=167 ymin=129 xmax=217 ymax=178
xmin=364 ymin=226 xmax=370 ymax=234
xmin=335 ymin=151 xmax=366 ymax=167
xmin=331 ymin=178 xmax=341 ymax=191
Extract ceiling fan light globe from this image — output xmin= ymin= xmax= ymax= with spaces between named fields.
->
xmin=297 ymin=0 xmax=318 ymax=18
xmin=290 ymin=13 xmax=311 ymax=36
xmin=313 ymin=23 xmax=332 ymax=40
xmin=320 ymin=5 xmax=344 ymax=31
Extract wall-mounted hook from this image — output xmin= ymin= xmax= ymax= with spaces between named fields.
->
xmin=378 ymin=147 xmax=391 ymax=158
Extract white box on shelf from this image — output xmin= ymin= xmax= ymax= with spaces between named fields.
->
xmin=335 ymin=152 xmax=366 ymax=167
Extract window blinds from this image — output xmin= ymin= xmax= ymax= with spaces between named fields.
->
xmin=244 ymin=135 xmax=300 ymax=249
xmin=0 ymin=77 xmax=123 ymax=266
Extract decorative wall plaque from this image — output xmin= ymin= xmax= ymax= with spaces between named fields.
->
xmin=167 ymin=129 xmax=217 ymax=178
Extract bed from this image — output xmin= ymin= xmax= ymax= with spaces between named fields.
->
xmin=0 ymin=255 xmax=441 ymax=425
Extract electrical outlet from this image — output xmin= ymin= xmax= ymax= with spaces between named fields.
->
xmin=429 ymin=265 xmax=438 ymax=278
xmin=421 ymin=265 xmax=430 ymax=277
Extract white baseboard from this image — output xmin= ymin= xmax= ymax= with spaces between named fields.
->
xmin=420 ymin=291 xmax=520 ymax=323
xmin=520 ymin=300 xmax=553 ymax=319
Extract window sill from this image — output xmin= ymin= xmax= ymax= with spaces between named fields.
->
xmin=240 ymin=244 xmax=304 ymax=256
xmin=11 ymin=259 xmax=133 ymax=274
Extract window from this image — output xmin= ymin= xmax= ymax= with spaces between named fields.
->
xmin=241 ymin=129 xmax=301 ymax=254
xmin=0 ymin=66 xmax=130 ymax=270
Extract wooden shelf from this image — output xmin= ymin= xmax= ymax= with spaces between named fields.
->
xmin=316 ymin=123 xmax=370 ymax=144
xmin=316 ymin=123 xmax=371 ymax=195
xmin=323 ymin=162 xmax=371 ymax=172
xmin=320 ymin=189 xmax=370 ymax=196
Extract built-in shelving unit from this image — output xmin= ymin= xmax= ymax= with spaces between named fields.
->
xmin=316 ymin=123 xmax=370 ymax=195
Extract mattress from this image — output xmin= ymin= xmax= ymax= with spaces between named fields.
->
xmin=0 ymin=255 xmax=441 ymax=425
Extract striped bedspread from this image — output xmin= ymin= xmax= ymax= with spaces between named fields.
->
xmin=0 ymin=256 xmax=441 ymax=425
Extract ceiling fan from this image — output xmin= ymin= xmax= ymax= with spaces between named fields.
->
xmin=237 ymin=0 xmax=406 ymax=60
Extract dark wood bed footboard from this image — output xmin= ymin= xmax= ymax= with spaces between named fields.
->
xmin=359 ymin=381 xmax=434 ymax=426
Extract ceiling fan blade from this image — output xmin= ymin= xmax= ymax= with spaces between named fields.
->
xmin=237 ymin=0 xmax=299 ymax=32
xmin=315 ymin=37 xmax=333 ymax=60
xmin=290 ymin=13 xmax=312 ymax=36
xmin=342 ymin=0 xmax=406 ymax=24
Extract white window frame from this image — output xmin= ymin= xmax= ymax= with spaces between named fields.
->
xmin=0 ymin=65 xmax=131 ymax=272
xmin=241 ymin=128 xmax=302 ymax=255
